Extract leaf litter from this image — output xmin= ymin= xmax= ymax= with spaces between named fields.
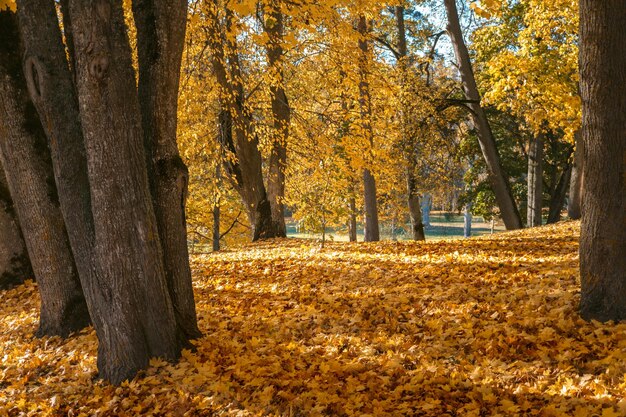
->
xmin=2 ymin=221 xmax=626 ymax=416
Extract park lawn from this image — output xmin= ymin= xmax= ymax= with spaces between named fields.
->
xmin=2 ymin=221 xmax=626 ymax=416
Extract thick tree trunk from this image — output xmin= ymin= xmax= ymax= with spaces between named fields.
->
xmin=265 ymin=2 xmax=289 ymax=238
xmin=0 ymin=165 xmax=32 ymax=289
xmin=579 ymin=0 xmax=626 ymax=322
xmin=527 ymin=134 xmax=544 ymax=227
xmin=547 ymin=164 xmax=571 ymax=224
xmin=0 ymin=9 xmax=89 ymax=337
xmin=568 ymin=130 xmax=583 ymax=220
xmin=207 ymin=3 xmax=279 ymax=241
xmin=132 ymin=0 xmax=200 ymax=343
xmin=444 ymin=0 xmax=523 ymax=230
xmin=357 ymin=15 xmax=380 ymax=242
xmin=67 ymin=0 xmax=180 ymax=383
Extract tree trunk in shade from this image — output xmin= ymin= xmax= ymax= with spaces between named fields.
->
xmin=0 ymin=164 xmax=32 ymax=289
xmin=265 ymin=1 xmax=289 ymax=237
xmin=568 ymin=130 xmax=583 ymax=220
xmin=547 ymin=163 xmax=571 ymax=224
xmin=132 ymin=0 xmax=201 ymax=343
xmin=357 ymin=15 xmax=380 ymax=242
xmin=67 ymin=0 xmax=180 ymax=383
xmin=578 ymin=0 xmax=626 ymax=322
xmin=0 ymin=8 xmax=89 ymax=337
xmin=527 ymin=134 xmax=544 ymax=227
xmin=444 ymin=0 xmax=523 ymax=230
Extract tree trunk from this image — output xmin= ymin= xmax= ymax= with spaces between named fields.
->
xmin=422 ymin=193 xmax=432 ymax=227
xmin=207 ymin=2 xmax=279 ymax=241
xmin=357 ymin=15 xmax=379 ymax=242
xmin=265 ymin=1 xmax=289 ymax=238
xmin=568 ymin=130 xmax=583 ymax=220
xmin=407 ymin=168 xmax=425 ymax=241
xmin=444 ymin=0 xmax=523 ymax=230
xmin=527 ymin=134 xmax=544 ymax=227
xmin=213 ymin=164 xmax=221 ymax=252
xmin=579 ymin=0 xmax=626 ymax=322
xmin=363 ymin=168 xmax=380 ymax=241
xmin=464 ymin=203 xmax=472 ymax=238
xmin=67 ymin=0 xmax=180 ymax=383
xmin=348 ymin=189 xmax=357 ymax=242
xmin=547 ymin=163 xmax=571 ymax=224
xmin=0 ymin=9 xmax=89 ymax=337
xmin=132 ymin=0 xmax=201 ymax=343
xmin=396 ymin=6 xmax=425 ymax=242
xmin=0 ymin=164 xmax=32 ymax=289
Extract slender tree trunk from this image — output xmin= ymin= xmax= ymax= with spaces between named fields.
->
xmin=568 ymin=130 xmax=583 ymax=220
xmin=0 ymin=9 xmax=89 ymax=337
xmin=396 ymin=5 xmax=425 ymax=241
xmin=444 ymin=0 xmax=523 ymax=230
xmin=265 ymin=1 xmax=289 ymax=237
xmin=422 ymin=193 xmax=432 ymax=227
xmin=547 ymin=164 xmax=571 ymax=224
xmin=357 ymin=15 xmax=380 ymax=242
xmin=464 ymin=203 xmax=472 ymax=238
xmin=407 ymin=168 xmax=425 ymax=241
xmin=213 ymin=164 xmax=221 ymax=252
xmin=527 ymin=134 xmax=544 ymax=227
xmin=348 ymin=188 xmax=357 ymax=242
xmin=132 ymin=0 xmax=201 ymax=343
xmin=0 ymin=164 xmax=32 ymax=289
xmin=67 ymin=0 xmax=180 ymax=383
xmin=579 ymin=0 xmax=626 ymax=322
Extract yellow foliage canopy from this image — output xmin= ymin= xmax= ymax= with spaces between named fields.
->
xmin=2 ymin=222 xmax=626 ymax=416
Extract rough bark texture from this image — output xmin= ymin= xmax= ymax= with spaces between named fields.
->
xmin=547 ymin=164 xmax=571 ymax=224
xmin=0 ymin=164 xmax=32 ymax=289
xmin=0 ymin=9 xmax=89 ymax=337
xmin=67 ymin=0 xmax=180 ymax=383
xmin=207 ymin=2 xmax=278 ymax=240
xmin=527 ymin=134 xmax=544 ymax=227
xmin=579 ymin=0 xmax=626 ymax=322
xmin=568 ymin=130 xmax=583 ymax=220
xmin=132 ymin=0 xmax=201 ymax=343
xmin=265 ymin=1 xmax=289 ymax=238
xmin=444 ymin=0 xmax=523 ymax=230
xmin=357 ymin=15 xmax=380 ymax=242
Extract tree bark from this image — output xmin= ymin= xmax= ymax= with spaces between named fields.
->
xmin=357 ymin=15 xmax=380 ymax=242
xmin=464 ymin=203 xmax=472 ymax=238
xmin=0 ymin=164 xmax=32 ymax=289
xmin=568 ymin=130 xmax=583 ymax=220
xmin=579 ymin=0 xmax=626 ymax=322
xmin=547 ymin=163 xmax=571 ymax=224
xmin=265 ymin=1 xmax=289 ymax=238
xmin=396 ymin=6 xmax=425 ymax=241
xmin=444 ymin=0 xmax=523 ymax=230
xmin=0 ymin=9 xmax=89 ymax=337
xmin=132 ymin=0 xmax=201 ymax=343
xmin=348 ymin=186 xmax=357 ymax=242
xmin=207 ymin=2 xmax=278 ymax=241
xmin=527 ymin=134 xmax=544 ymax=227
xmin=67 ymin=0 xmax=180 ymax=383
xmin=213 ymin=163 xmax=221 ymax=252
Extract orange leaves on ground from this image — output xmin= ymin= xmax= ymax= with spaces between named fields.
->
xmin=2 ymin=221 xmax=626 ymax=416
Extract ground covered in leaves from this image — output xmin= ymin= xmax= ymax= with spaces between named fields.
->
xmin=2 ymin=221 xmax=626 ymax=416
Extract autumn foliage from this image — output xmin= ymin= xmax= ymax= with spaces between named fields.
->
xmin=1 ymin=221 xmax=625 ymax=416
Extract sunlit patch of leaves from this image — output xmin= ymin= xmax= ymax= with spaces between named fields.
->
xmin=2 ymin=221 xmax=626 ymax=416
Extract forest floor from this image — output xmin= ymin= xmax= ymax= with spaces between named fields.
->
xmin=2 ymin=221 xmax=626 ymax=416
